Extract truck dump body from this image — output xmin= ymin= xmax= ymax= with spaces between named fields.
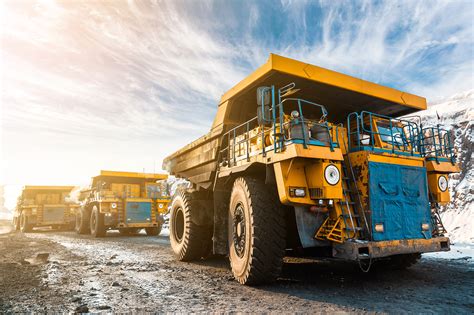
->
xmin=163 ymin=54 xmax=426 ymax=189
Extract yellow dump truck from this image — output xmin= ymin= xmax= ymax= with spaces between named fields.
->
xmin=75 ymin=170 xmax=171 ymax=237
xmin=13 ymin=186 xmax=78 ymax=232
xmin=163 ymin=54 xmax=459 ymax=285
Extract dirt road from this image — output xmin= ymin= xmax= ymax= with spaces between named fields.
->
xmin=1 ymin=221 xmax=473 ymax=313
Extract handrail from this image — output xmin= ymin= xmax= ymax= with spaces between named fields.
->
xmin=419 ymin=126 xmax=455 ymax=163
xmin=347 ymin=111 xmax=420 ymax=155
xmin=219 ymin=92 xmax=338 ymax=167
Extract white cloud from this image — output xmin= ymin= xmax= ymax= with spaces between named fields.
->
xmin=0 ymin=0 xmax=472 ymax=207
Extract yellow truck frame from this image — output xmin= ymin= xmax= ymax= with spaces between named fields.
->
xmin=163 ymin=54 xmax=458 ymax=285
xmin=75 ymin=170 xmax=171 ymax=237
xmin=13 ymin=186 xmax=79 ymax=232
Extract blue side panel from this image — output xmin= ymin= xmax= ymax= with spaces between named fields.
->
xmin=126 ymin=202 xmax=152 ymax=223
xmin=369 ymin=162 xmax=431 ymax=241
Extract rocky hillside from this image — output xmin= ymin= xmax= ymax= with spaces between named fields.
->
xmin=417 ymin=90 xmax=473 ymax=244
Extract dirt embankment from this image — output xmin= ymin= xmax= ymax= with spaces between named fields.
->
xmin=0 ymin=221 xmax=473 ymax=313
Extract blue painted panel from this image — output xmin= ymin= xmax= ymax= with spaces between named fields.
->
xmin=369 ymin=162 xmax=431 ymax=241
xmin=126 ymin=202 xmax=152 ymax=223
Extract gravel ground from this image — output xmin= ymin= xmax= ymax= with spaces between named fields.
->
xmin=0 ymin=220 xmax=473 ymax=313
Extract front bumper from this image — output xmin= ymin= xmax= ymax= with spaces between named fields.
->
xmin=332 ymin=237 xmax=450 ymax=260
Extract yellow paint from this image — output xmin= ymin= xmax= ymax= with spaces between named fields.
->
xmin=274 ymin=158 xmax=343 ymax=206
xmin=98 ymin=170 xmax=168 ymax=180
xmin=219 ymin=54 xmax=426 ymax=111
xmin=426 ymin=161 xmax=460 ymax=173
xmin=367 ymin=153 xmax=424 ymax=167
xmin=24 ymin=185 xmax=75 ymax=191
xmin=110 ymin=183 xmax=140 ymax=198
xmin=427 ymin=173 xmax=451 ymax=204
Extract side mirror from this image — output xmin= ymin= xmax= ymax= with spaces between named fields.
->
xmin=257 ymin=86 xmax=270 ymax=106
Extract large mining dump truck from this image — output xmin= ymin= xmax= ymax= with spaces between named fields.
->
xmin=163 ymin=54 xmax=459 ymax=285
xmin=75 ymin=170 xmax=171 ymax=237
xmin=13 ymin=186 xmax=79 ymax=232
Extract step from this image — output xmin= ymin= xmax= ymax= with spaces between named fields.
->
xmin=342 ymin=214 xmax=360 ymax=218
xmin=341 ymin=201 xmax=356 ymax=205
xmin=345 ymin=227 xmax=363 ymax=231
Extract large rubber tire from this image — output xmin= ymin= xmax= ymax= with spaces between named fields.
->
xmin=376 ymin=253 xmax=421 ymax=270
xmin=169 ymin=189 xmax=213 ymax=261
xmin=128 ymin=228 xmax=141 ymax=235
xmin=90 ymin=206 xmax=106 ymax=237
xmin=145 ymin=225 xmax=162 ymax=236
xmin=75 ymin=208 xmax=90 ymax=234
xmin=20 ymin=212 xmax=33 ymax=233
xmin=228 ymin=177 xmax=286 ymax=285
xmin=13 ymin=216 xmax=20 ymax=231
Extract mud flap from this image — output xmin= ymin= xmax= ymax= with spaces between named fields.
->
xmin=294 ymin=206 xmax=328 ymax=248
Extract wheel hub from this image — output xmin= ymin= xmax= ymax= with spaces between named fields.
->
xmin=232 ymin=203 xmax=246 ymax=258
xmin=173 ymin=207 xmax=185 ymax=243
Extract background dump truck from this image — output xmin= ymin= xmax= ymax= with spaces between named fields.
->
xmin=75 ymin=170 xmax=171 ymax=237
xmin=13 ymin=186 xmax=78 ymax=232
xmin=163 ymin=54 xmax=459 ymax=285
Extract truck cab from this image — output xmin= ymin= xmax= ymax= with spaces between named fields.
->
xmin=75 ymin=170 xmax=171 ymax=237
xmin=13 ymin=186 xmax=78 ymax=232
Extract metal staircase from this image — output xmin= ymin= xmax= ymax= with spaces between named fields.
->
xmin=315 ymin=162 xmax=364 ymax=243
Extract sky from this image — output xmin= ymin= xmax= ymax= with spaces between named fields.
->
xmin=1 ymin=0 xmax=473 ymax=209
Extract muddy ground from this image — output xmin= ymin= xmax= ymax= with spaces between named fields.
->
xmin=0 ymin=220 xmax=473 ymax=313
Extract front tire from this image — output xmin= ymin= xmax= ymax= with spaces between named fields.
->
xmin=20 ymin=212 xmax=33 ymax=233
xmin=228 ymin=177 xmax=286 ymax=285
xmin=75 ymin=208 xmax=90 ymax=234
xmin=169 ymin=189 xmax=212 ymax=261
xmin=13 ymin=216 xmax=20 ymax=231
xmin=90 ymin=206 xmax=106 ymax=237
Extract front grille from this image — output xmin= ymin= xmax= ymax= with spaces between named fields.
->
xmin=310 ymin=188 xmax=323 ymax=199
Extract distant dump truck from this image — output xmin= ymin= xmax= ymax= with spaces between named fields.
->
xmin=163 ymin=54 xmax=459 ymax=285
xmin=13 ymin=186 xmax=78 ymax=232
xmin=75 ymin=170 xmax=171 ymax=237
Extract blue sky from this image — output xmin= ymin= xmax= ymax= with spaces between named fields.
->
xmin=1 ymin=0 xmax=473 ymax=207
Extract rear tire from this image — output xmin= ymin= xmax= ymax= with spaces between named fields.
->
xmin=145 ymin=225 xmax=162 ymax=236
xmin=169 ymin=189 xmax=212 ymax=261
xmin=90 ymin=206 xmax=106 ymax=237
xmin=75 ymin=208 xmax=90 ymax=234
xmin=13 ymin=216 xmax=20 ymax=231
xmin=228 ymin=177 xmax=286 ymax=285
xmin=20 ymin=212 xmax=33 ymax=233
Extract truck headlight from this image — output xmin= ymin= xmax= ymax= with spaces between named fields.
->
xmin=111 ymin=203 xmax=117 ymax=209
xmin=375 ymin=223 xmax=384 ymax=233
xmin=421 ymin=223 xmax=430 ymax=231
xmin=324 ymin=164 xmax=340 ymax=186
xmin=438 ymin=175 xmax=448 ymax=192
xmin=158 ymin=203 xmax=164 ymax=209
xmin=289 ymin=187 xmax=306 ymax=197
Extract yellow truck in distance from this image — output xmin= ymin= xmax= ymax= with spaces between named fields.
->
xmin=163 ymin=54 xmax=459 ymax=285
xmin=13 ymin=186 xmax=78 ymax=232
xmin=75 ymin=170 xmax=171 ymax=237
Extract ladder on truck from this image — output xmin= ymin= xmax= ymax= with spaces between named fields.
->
xmin=316 ymin=159 xmax=368 ymax=243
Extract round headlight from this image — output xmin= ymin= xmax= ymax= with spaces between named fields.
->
xmin=438 ymin=175 xmax=448 ymax=192
xmin=324 ymin=164 xmax=340 ymax=186
xmin=111 ymin=203 xmax=117 ymax=209
xmin=158 ymin=203 xmax=164 ymax=209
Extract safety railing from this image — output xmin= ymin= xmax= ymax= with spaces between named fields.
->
xmin=419 ymin=126 xmax=455 ymax=163
xmin=347 ymin=111 xmax=421 ymax=156
xmin=218 ymin=87 xmax=340 ymax=168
